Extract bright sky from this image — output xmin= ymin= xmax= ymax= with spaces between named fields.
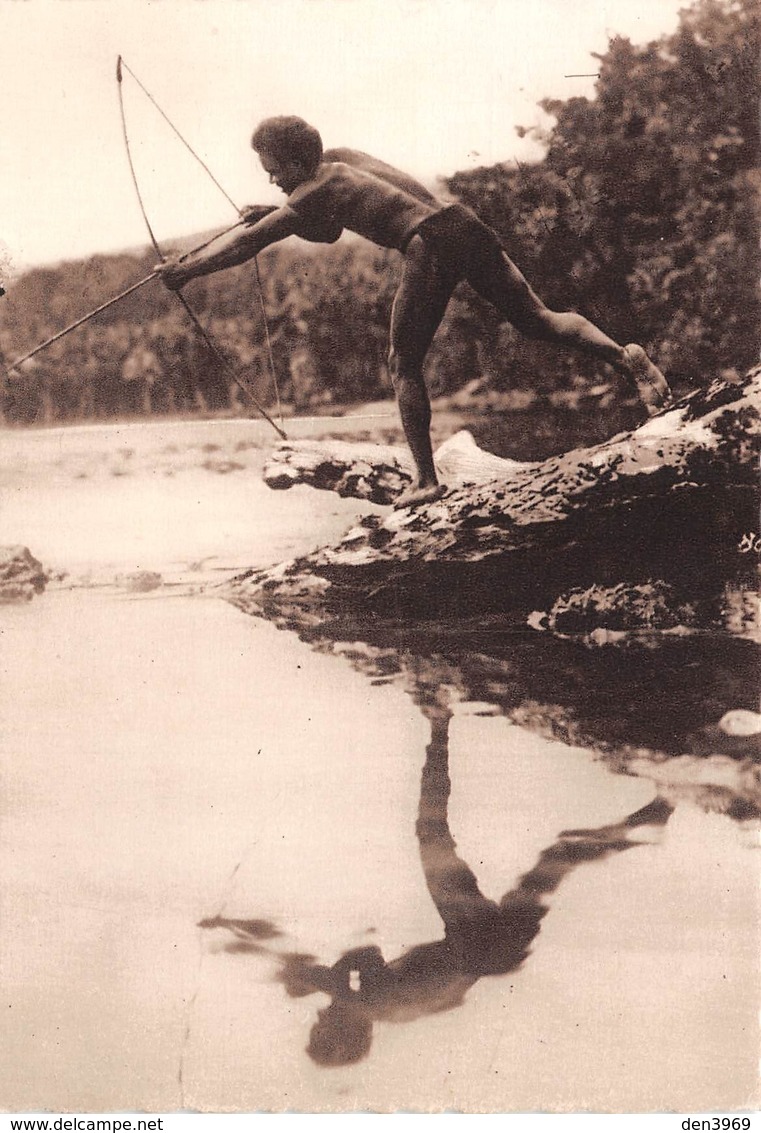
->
xmin=0 ymin=0 xmax=688 ymax=275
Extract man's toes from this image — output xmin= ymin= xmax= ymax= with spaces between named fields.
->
xmin=394 ymin=483 xmax=447 ymax=510
xmin=623 ymin=344 xmax=671 ymax=413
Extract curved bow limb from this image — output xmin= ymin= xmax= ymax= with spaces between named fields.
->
xmin=116 ymin=55 xmax=287 ymax=440
xmin=6 ymin=223 xmax=251 ymax=374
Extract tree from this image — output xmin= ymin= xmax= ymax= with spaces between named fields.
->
xmin=3 ymin=0 xmax=755 ymax=426
xmin=447 ymin=0 xmax=760 ymax=387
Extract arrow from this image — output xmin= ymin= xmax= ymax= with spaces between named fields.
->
xmin=6 ymin=222 xmax=247 ymax=375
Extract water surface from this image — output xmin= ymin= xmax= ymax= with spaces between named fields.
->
xmin=1 ymin=418 xmax=757 ymax=1112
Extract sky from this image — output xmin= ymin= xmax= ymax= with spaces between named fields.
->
xmin=0 ymin=0 xmax=689 ymax=275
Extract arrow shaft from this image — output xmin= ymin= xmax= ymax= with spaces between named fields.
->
xmin=9 ymin=266 xmax=286 ymax=438
xmin=6 ymin=223 xmax=248 ymax=374
xmin=8 ymin=271 xmax=157 ymax=372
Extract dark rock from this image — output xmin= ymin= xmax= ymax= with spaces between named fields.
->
xmin=0 ymin=545 xmax=47 ymax=603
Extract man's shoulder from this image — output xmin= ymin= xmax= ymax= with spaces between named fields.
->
xmin=325 ymin=150 xmax=441 ymax=207
xmin=285 ymin=171 xmax=345 ymax=242
xmin=287 ymin=166 xmax=336 ymax=206
xmin=322 ymin=149 xmax=395 ymax=185
xmin=323 ymin=147 xmax=374 ymax=165
xmin=289 ymin=162 xmax=347 ymax=199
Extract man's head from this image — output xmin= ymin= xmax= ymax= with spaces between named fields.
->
xmin=251 ymin=116 xmax=323 ymax=194
xmin=306 ymin=1002 xmax=373 ymax=1067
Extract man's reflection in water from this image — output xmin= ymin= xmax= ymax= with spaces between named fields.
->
xmin=263 ymin=708 xmax=673 ymax=1067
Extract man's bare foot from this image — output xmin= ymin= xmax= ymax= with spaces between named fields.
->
xmin=394 ymin=482 xmax=447 ymax=509
xmin=622 ymin=344 xmax=672 ymax=416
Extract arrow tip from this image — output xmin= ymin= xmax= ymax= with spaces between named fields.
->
xmin=116 ymin=55 xmax=123 ymax=82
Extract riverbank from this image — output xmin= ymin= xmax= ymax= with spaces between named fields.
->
xmin=1 ymin=415 xmax=758 ymax=1113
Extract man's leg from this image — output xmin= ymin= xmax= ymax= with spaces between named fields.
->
xmin=389 ymin=235 xmax=456 ymax=507
xmin=466 ymin=247 xmax=671 ymax=415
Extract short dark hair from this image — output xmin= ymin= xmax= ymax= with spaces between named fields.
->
xmin=251 ymin=116 xmax=323 ymax=173
xmin=306 ymin=1004 xmax=372 ymax=1067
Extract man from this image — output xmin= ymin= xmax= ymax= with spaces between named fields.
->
xmin=159 ymin=116 xmax=671 ymax=508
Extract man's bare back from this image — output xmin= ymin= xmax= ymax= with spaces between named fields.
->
xmin=158 ymin=116 xmax=670 ymax=509
xmin=285 ymin=151 xmax=441 ymax=251
xmin=322 ymin=148 xmax=439 ymax=206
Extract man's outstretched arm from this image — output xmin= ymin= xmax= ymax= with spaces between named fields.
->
xmin=158 ymin=206 xmax=301 ymax=289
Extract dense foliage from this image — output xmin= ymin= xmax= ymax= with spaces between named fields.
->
xmin=0 ymin=242 xmax=401 ymax=424
xmin=448 ymin=0 xmax=759 ymax=389
xmin=1 ymin=0 xmax=757 ymax=426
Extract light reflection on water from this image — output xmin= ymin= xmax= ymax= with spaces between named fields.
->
xmin=3 ymin=416 xmax=758 ymax=1108
xmin=206 ymin=709 xmax=678 ymax=1068
xmin=199 ymin=625 xmax=760 ymax=1072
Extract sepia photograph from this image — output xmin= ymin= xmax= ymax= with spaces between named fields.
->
xmin=0 ymin=0 xmax=758 ymax=1118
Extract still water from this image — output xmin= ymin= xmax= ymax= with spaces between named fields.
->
xmin=0 ymin=418 xmax=758 ymax=1112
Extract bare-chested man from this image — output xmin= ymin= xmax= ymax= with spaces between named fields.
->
xmin=158 ymin=116 xmax=671 ymax=507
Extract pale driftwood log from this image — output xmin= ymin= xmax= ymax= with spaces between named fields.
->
xmin=228 ymin=373 xmax=760 ymax=638
xmin=263 ymin=430 xmax=530 ymax=505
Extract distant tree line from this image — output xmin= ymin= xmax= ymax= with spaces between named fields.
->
xmin=0 ymin=243 xmax=402 ymax=425
xmin=1 ymin=0 xmax=757 ymax=427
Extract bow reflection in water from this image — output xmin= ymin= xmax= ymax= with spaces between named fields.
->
xmin=204 ymin=707 xmax=674 ymax=1068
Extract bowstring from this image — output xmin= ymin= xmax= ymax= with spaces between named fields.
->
xmin=117 ymin=56 xmax=285 ymax=432
xmin=119 ymin=57 xmax=240 ymax=216
xmin=117 ymin=58 xmax=286 ymax=439
xmin=253 ymin=257 xmax=283 ymax=424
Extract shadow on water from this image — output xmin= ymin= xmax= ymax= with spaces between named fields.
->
xmin=202 ymin=624 xmax=759 ymax=1067
xmin=203 ymin=705 xmax=689 ymax=1067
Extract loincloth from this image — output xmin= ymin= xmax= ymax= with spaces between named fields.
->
xmin=401 ymin=203 xmax=503 ymax=278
